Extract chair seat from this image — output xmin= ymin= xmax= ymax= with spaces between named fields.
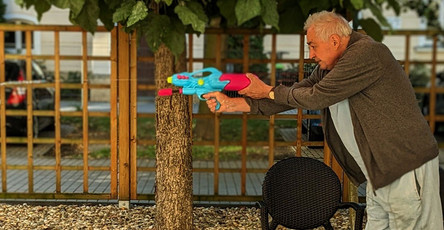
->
xmin=259 ymin=157 xmax=365 ymax=230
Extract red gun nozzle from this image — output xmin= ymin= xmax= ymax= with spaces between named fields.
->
xmin=158 ymin=88 xmax=183 ymax=96
xmin=158 ymin=89 xmax=173 ymax=96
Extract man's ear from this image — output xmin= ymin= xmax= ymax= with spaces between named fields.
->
xmin=330 ymin=34 xmax=341 ymax=49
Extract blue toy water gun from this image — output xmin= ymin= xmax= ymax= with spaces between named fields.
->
xmin=158 ymin=67 xmax=251 ymax=110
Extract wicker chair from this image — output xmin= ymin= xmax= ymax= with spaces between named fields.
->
xmin=258 ymin=157 xmax=365 ymax=230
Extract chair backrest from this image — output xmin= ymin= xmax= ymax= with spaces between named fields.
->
xmin=262 ymin=157 xmax=342 ymax=229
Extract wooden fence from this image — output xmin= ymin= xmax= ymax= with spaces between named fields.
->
xmin=0 ymin=24 xmax=442 ymax=203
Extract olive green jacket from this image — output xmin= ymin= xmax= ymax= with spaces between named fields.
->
xmin=245 ymin=31 xmax=438 ymax=189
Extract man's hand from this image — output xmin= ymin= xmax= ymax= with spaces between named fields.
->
xmin=238 ymin=73 xmax=274 ymax=99
xmin=203 ymin=92 xmax=231 ymax=113
xmin=203 ymin=92 xmax=251 ymax=113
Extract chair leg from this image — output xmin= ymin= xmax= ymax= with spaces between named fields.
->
xmin=353 ymin=206 xmax=365 ymax=230
xmin=269 ymin=220 xmax=279 ymax=230
xmin=258 ymin=201 xmax=270 ymax=230
xmin=323 ymin=220 xmax=334 ymax=230
xmin=259 ymin=206 xmax=278 ymax=230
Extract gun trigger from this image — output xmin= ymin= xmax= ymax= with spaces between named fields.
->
xmin=213 ymin=97 xmax=221 ymax=111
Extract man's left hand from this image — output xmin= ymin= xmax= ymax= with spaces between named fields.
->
xmin=238 ymin=73 xmax=273 ymax=99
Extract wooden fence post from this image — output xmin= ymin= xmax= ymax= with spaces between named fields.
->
xmin=118 ymin=24 xmax=131 ymax=208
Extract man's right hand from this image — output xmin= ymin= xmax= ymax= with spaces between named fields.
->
xmin=203 ymin=92 xmax=251 ymax=113
xmin=203 ymin=92 xmax=230 ymax=113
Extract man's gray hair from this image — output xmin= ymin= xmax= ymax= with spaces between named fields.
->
xmin=304 ymin=11 xmax=352 ymax=41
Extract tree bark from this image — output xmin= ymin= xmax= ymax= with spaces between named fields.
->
xmin=154 ymin=44 xmax=193 ymax=229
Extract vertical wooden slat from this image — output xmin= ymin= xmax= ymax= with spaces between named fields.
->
xmin=241 ymin=112 xmax=247 ymax=195
xmin=118 ymin=25 xmax=131 ymax=202
xmin=213 ymin=33 xmax=222 ymax=195
xmin=0 ymin=29 xmax=7 ymax=192
xmin=130 ymin=31 xmax=138 ymax=199
xmin=213 ymin=113 xmax=220 ymax=195
xmin=323 ymin=140 xmax=331 ymax=164
xmin=187 ymin=34 xmax=194 ymax=134
xmin=82 ymin=31 xmax=89 ymax=193
xmin=323 ymin=143 xmax=332 ymax=166
xmin=25 ymin=30 xmax=34 ymax=193
xmin=110 ymin=27 xmax=119 ymax=198
xmin=268 ymin=34 xmax=277 ymax=168
xmin=54 ymin=31 xmax=62 ymax=193
xmin=215 ymin=34 xmax=222 ymax=69
xmin=188 ymin=34 xmax=194 ymax=72
xmin=325 ymin=139 xmax=346 ymax=199
xmin=240 ymin=35 xmax=250 ymax=195
xmin=296 ymin=33 xmax=305 ymax=156
xmin=429 ymin=35 xmax=438 ymax=133
xmin=404 ymin=34 xmax=410 ymax=75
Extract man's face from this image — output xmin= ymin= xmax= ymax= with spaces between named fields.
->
xmin=306 ymin=27 xmax=340 ymax=70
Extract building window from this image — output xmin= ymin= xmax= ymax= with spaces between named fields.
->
xmin=4 ymin=21 xmax=34 ymax=52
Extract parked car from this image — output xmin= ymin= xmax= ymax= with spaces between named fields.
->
xmin=4 ymin=60 xmax=54 ymax=137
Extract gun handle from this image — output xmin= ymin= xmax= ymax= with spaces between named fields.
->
xmin=210 ymin=97 xmax=221 ymax=111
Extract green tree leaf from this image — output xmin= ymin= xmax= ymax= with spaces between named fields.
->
xmin=70 ymin=0 xmax=100 ymax=33
xmin=174 ymin=3 xmax=207 ymax=33
xmin=158 ymin=0 xmax=173 ymax=6
xmin=217 ymin=0 xmax=237 ymax=27
xmin=14 ymin=0 xmax=31 ymax=9
xmin=98 ymin=0 xmax=115 ymax=30
xmin=163 ymin=18 xmax=186 ymax=57
xmin=187 ymin=1 xmax=208 ymax=22
xmin=51 ymin=0 xmax=70 ymax=9
xmin=298 ymin=0 xmax=330 ymax=17
xmin=350 ymin=0 xmax=364 ymax=10
xmin=68 ymin=0 xmax=87 ymax=18
xmin=261 ymin=0 xmax=279 ymax=30
xmin=235 ymin=0 xmax=261 ymax=26
xmin=112 ymin=0 xmax=136 ymax=23
xmin=386 ymin=0 xmax=401 ymax=15
xmin=359 ymin=18 xmax=383 ymax=42
xmin=365 ymin=1 xmax=390 ymax=28
xmin=127 ymin=1 xmax=148 ymax=27
xmin=144 ymin=14 xmax=169 ymax=51
xmin=34 ymin=1 xmax=51 ymax=20
xmin=15 ymin=0 xmax=51 ymax=20
xmin=0 ymin=0 xmax=6 ymax=23
xmin=278 ymin=2 xmax=305 ymax=33
xmin=104 ymin=0 xmax=121 ymax=10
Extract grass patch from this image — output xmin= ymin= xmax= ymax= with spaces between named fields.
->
xmin=89 ymin=145 xmax=268 ymax=161
xmin=64 ymin=116 xmax=296 ymax=160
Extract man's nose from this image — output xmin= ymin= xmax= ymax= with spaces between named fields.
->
xmin=309 ymin=51 xmax=315 ymax=59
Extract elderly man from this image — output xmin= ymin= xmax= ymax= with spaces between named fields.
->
xmin=204 ymin=11 xmax=443 ymax=229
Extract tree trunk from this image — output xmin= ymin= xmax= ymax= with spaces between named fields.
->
xmin=154 ymin=44 xmax=193 ymax=229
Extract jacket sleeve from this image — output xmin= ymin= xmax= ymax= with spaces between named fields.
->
xmin=274 ymin=39 xmax=385 ymax=110
xmin=245 ymin=72 xmax=320 ymax=115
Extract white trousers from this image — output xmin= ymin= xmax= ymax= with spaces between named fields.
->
xmin=365 ymin=157 xmax=443 ymax=229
